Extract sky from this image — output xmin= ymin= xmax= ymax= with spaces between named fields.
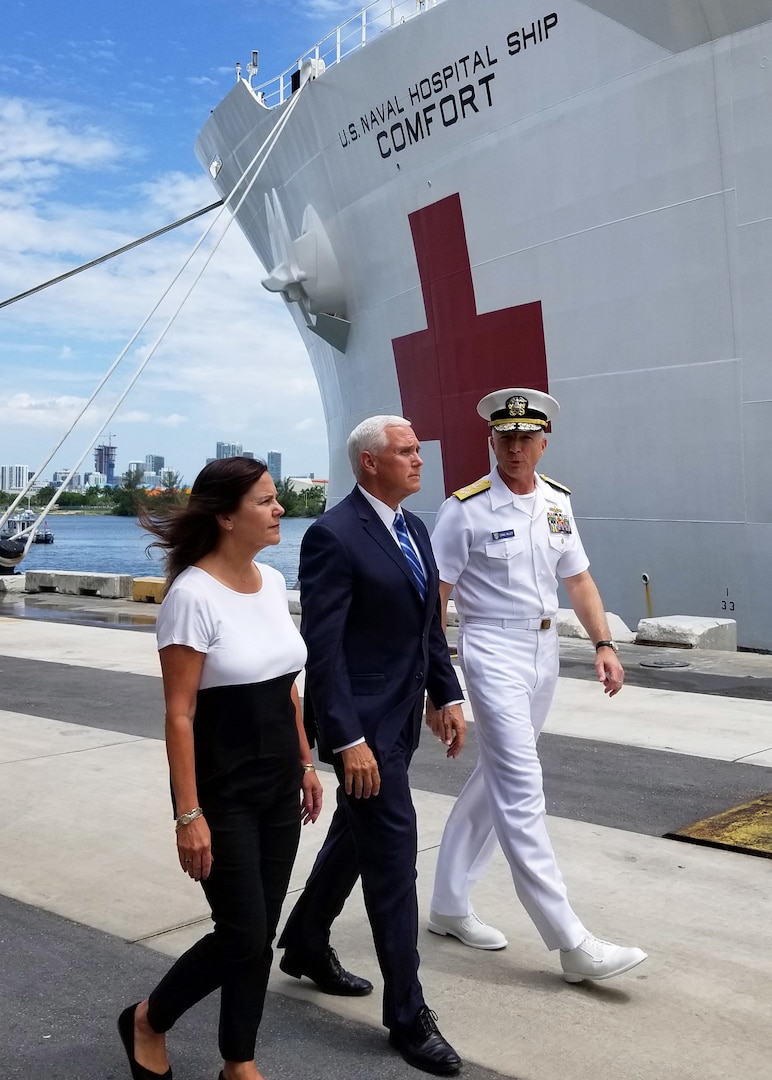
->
xmin=1 ymin=0 xmax=364 ymax=487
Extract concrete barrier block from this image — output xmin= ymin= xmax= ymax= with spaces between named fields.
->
xmin=607 ymin=612 xmax=637 ymax=644
xmin=287 ymin=589 xmax=301 ymax=616
xmin=0 ymin=573 xmax=26 ymax=593
xmin=636 ymin=616 xmax=737 ymax=651
xmin=132 ymin=577 xmax=166 ymax=603
xmin=25 ymin=570 xmax=134 ymax=599
xmin=555 ymin=609 xmax=635 ymax=643
xmin=557 ymin=609 xmax=589 ymax=639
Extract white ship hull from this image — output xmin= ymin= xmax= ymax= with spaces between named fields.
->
xmin=196 ymin=0 xmax=772 ymax=649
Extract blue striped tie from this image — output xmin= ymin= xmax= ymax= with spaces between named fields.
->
xmin=394 ymin=512 xmax=427 ymax=601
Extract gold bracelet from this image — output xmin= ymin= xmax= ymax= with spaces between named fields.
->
xmin=175 ymin=806 xmax=203 ymax=830
xmin=302 ymin=763 xmax=316 ymax=772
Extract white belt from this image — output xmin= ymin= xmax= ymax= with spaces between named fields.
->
xmin=464 ymin=616 xmax=555 ymax=631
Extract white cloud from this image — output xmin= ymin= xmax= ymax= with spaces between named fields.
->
xmin=6 ymin=392 xmax=85 ymax=419
xmin=0 ymin=96 xmax=118 ymax=176
xmin=0 ymin=94 xmax=327 ymax=484
xmin=116 ymin=410 xmax=153 ymax=423
xmin=303 ymin=0 xmax=361 ymax=17
xmin=300 ymin=0 xmax=407 ymax=28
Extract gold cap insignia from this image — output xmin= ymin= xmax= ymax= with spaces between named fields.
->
xmin=506 ymin=395 xmax=528 ymax=418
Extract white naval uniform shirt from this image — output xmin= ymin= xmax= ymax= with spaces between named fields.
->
xmin=431 ymin=468 xmax=589 ymax=621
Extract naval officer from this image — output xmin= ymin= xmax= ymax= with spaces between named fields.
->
xmin=426 ymin=388 xmax=647 ymax=983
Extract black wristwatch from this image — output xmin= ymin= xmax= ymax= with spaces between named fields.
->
xmin=594 ymin=640 xmax=618 ymax=653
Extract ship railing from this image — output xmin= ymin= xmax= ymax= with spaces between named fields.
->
xmin=248 ymin=0 xmax=445 ymax=108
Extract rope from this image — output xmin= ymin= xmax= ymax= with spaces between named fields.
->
xmin=0 ymin=201 xmax=224 ymax=312
xmin=1 ymin=82 xmax=308 ymax=548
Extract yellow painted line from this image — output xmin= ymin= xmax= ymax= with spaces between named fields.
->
xmin=665 ymin=792 xmax=772 ymax=858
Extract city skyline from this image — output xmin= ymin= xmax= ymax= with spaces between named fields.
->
xmin=1 ymin=434 xmax=318 ymax=496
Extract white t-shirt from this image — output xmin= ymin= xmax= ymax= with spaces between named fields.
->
xmin=156 ymin=564 xmax=307 ymax=690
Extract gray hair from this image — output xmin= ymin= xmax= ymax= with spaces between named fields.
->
xmin=347 ymin=415 xmax=412 ymax=479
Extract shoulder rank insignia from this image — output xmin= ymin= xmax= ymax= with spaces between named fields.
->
xmin=452 ymin=477 xmax=491 ymax=501
xmin=539 ymin=473 xmax=571 ymax=495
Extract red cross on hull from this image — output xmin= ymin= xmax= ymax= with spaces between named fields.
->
xmin=392 ymin=193 xmax=549 ymax=496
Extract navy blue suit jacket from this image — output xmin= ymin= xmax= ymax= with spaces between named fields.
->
xmin=299 ymin=486 xmax=462 ymax=764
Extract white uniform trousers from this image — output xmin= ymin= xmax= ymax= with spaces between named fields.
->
xmin=431 ymin=622 xmax=587 ymax=951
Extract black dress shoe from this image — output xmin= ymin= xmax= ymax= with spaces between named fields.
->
xmin=117 ymin=1003 xmax=172 ymax=1080
xmin=279 ymin=945 xmax=373 ymax=995
xmin=388 ymin=1006 xmax=462 ymax=1075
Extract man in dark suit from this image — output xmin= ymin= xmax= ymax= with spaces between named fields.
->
xmin=278 ymin=415 xmax=466 ymax=1075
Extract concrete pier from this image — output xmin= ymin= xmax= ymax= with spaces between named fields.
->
xmin=0 ymin=607 xmax=770 ymax=1078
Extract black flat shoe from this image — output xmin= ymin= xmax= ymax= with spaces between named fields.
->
xmin=117 ymin=1003 xmax=172 ymax=1080
xmin=389 ymin=1006 xmax=462 ymax=1075
xmin=279 ymin=945 xmax=373 ymax=995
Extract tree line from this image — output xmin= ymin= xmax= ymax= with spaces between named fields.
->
xmin=0 ymin=474 xmax=326 ymax=519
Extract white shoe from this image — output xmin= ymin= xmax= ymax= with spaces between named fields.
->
xmin=560 ymin=934 xmax=647 ymax=983
xmin=428 ymin=911 xmax=508 ymax=950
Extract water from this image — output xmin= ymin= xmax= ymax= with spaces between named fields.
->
xmin=16 ymin=514 xmax=313 ymax=586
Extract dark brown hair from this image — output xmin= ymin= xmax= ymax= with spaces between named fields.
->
xmin=141 ymin=456 xmax=268 ymax=589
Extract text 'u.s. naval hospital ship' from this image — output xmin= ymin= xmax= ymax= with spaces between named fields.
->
xmin=196 ymin=0 xmax=772 ymax=650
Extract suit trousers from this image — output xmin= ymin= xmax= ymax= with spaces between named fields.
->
xmin=278 ymin=719 xmax=425 ymax=1030
xmin=147 ymin=785 xmax=300 ymax=1062
xmin=431 ymin=623 xmax=587 ymax=951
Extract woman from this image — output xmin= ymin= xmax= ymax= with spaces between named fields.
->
xmin=118 ymin=456 xmax=323 ymax=1080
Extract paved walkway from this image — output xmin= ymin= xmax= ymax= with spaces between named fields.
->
xmin=1 ymin=614 xmax=771 ymax=1079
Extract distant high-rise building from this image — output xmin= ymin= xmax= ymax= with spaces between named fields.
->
xmin=145 ymin=454 xmax=165 ymax=473
xmin=160 ymin=468 xmax=181 ymax=488
xmin=0 ymin=464 xmax=29 ymax=492
xmin=216 ymin=441 xmax=242 ymax=459
xmin=84 ymin=471 xmax=107 ymax=488
xmin=267 ymin=451 xmax=282 ymax=483
xmin=52 ymin=469 xmax=82 ymax=492
xmin=94 ymin=442 xmax=117 ymax=486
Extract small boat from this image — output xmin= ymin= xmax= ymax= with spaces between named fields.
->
xmin=0 ymin=510 xmax=55 ymax=544
xmin=33 ymin=520 xmax=55 ymax=544
xmin=0 ymin=511 xmax=54 ymax=570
